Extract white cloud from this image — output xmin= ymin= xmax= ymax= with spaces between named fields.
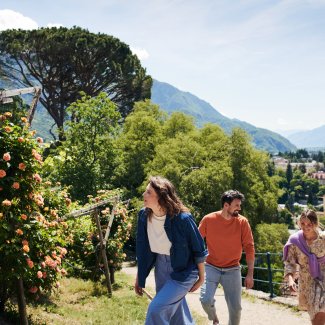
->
xmin=47 ymin=23 xmax=64 ymax=28
xmin=130 ymin=47 xmax=149 ymax=60
xmin=0 ymin=9 xmax=38 ymax=31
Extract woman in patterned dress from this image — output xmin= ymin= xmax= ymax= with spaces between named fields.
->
xmin=283 ymin=210 xmax=325 ymax=325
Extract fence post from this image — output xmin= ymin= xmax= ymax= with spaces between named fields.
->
xmin=94 ymin=210 xmax=112 ymax=297
xmin=266 ymin=252 xmax=275 ymax=298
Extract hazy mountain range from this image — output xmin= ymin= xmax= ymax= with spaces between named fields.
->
xmin=2 ymin=78 xmax=324 ymax=152
xmin=285 ymin=125 xmax=325 ymax=149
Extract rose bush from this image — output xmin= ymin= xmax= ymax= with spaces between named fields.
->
xmin=65 ymin=189 xmax=133 ymax=282
xmin=0 ymin=112 xmax=72 ymax=310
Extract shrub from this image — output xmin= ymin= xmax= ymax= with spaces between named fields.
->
xmin=0 ymin=112 xmax=71 ymax=309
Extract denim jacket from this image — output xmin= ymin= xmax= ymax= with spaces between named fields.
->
xmin=136 ymin=208 xmax=208 ymax=288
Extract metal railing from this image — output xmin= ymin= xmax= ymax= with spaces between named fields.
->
xmin=241 ymin=252 xmax=286 ymax=298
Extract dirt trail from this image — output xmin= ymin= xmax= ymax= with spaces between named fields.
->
xmin=122 ymin=263 xmax=310 ymax=325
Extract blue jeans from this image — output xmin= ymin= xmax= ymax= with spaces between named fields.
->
xmin=145 ymin=254 xmax=198 ymax=325
xmin=200 ymin=263 xmax=242 ymax=325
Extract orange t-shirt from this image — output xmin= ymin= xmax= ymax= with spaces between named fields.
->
xmin=199 ymin=211 xmax=255 ymax=268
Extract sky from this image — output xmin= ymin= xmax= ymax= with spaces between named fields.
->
xmin=1 ymin=0 xmax=325 ymax=133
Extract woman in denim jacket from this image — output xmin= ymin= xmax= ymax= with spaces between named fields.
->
xmin=135 ymin=176 xmax=208 ymax=325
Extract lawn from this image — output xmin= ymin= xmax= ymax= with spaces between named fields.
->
xmin=2 ymin=272 xmax=207 ymax=324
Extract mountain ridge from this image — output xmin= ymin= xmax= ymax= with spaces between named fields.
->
xmin=151 ymin=80 xmax=296 ymax=153
xmin=287 ymin=125 xmax=325 ymax=148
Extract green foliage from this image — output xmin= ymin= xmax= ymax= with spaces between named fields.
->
xmin=229 ymin=128 xmax=280 ymax=228
xmin=113 ymin=100 xmax=166 ymax=197
xmin=44 ymin=93 xmax=120 ymax=203
xmin=64 ymin=190 xmax=133 ymax=280
xmin=0 ymin=112 xmax=71 ymax=307
xmin=0 ymin=27 xmax=152 ymax=139
xmin=253 ymin=223 xmax=290 ymax=294
xmin=0 ymin=96 xmax=29 ymax=125
xmin=255 ymin=223 xmax=289 ymax=253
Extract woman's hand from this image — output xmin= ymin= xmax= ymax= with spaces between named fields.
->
xmin=287 ymin=274 xmax=297 ymax=292
xmin=189 ymin=276 xmax=204 ymax=292
xmin=134 ymin=275 xmax=143 ymax=296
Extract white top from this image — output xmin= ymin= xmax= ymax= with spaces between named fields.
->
xmin=147 ymin=214 xmax=171 ymax=255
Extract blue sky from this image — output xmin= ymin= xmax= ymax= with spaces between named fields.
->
xmin=1 ymin=0 xmax=325 ymax=133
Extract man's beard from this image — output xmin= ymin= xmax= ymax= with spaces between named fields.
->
xmin=231 ymin=211 xmax=240 ymax=217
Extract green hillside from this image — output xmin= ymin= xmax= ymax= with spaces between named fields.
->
xmin=151 ymin=80 xmax=296 ymax=153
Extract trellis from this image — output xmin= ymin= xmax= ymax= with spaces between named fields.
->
xmin=63 ymin=195 xmax=130 ymax=297
xmin=0 ymin=86 xmax=41 ymax=124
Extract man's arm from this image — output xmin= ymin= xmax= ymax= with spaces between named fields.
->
xmin=244 ymin=259 xmax=254 ymax=289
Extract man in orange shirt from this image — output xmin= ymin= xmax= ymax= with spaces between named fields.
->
xmin=199 ymin=190 xmax=255 ymax=325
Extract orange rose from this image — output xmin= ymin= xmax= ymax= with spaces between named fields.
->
xmin=26 ymin=259 xmax=34 ymax=268
xmin=12 ymin=182 xmax=20 ymax=189
xmin=16 ymin=229 xmax=23 ymax=236
xmin=0 ymin=170 xmax=6 ymax=178
xmin=18 ymin=163 xmax=26 ymax=171
xmin=23 ymin=245 xmax=30 ymax=253
xmin=3 ymin=152 xmax=11 ymax=161
xmin=21 ymin=214 xmax=28 ymax=220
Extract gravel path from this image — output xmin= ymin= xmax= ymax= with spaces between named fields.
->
xmin=122 ymin=263 xmax=310 ymax=325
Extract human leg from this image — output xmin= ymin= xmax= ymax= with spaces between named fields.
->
xmin=220 ymin=267 xmax=242 ymax=325
xmin=200 ymin=264 xmax=221 ymax=323
xmin=146 ymin=255 xmax=197 ymax=325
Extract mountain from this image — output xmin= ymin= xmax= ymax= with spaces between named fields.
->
xmin=151 ymin=80 xmax=296 ymax=153
xmin=1 ymin=77 xmax=297 ymax=153
xmin=287 ymin=125 xmax=325 ymax=149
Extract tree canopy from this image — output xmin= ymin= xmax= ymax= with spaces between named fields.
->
xmin=0 ymin=27 xmax=152 ymax=139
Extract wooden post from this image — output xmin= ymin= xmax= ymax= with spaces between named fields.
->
xmin=94 ymin=210 xmax=112 ymax=297
xmin=17 ymin=278 xmax=28 ymax=325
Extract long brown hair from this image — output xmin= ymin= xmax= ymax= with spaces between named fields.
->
xmin=146 ymin=176 xmax=189 ymax=219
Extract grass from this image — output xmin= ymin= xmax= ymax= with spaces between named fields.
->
xmin=1 ymin=272 xmax=207 ymax=325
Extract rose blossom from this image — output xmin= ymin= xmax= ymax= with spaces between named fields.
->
xmin=21 ymin=214 xmax=28 ymax=220
xmin=16 ymin=229 xmax=23 ymax=236
xmin=23 ymin=245 xmax=30 ymax=253
xmin=18 ymin=163 xmax=26 ymax=171
xmin=12 ymin=182 xmax=20 ymax=189
xmin=3 ymin=152 xmax=11 ymax=161
xmin=37 ymin=271 xmax=43 ymax=279
xmin=33 ymin=173 xmax=42 ymax=183
xmin=29 ymin=286 xmax=38 ymax=294
xmin=0 ymin=170 xmax=6 ymax=178
xmin=4 ymin=126 xmax=12 ymax=132
xmin=22 ymin=239 xmax=29 ymax=245
xmin=2 ymin=199 xmax=11 ymax=206
xmin=26 ymin=259 xmax=34 ymax=268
